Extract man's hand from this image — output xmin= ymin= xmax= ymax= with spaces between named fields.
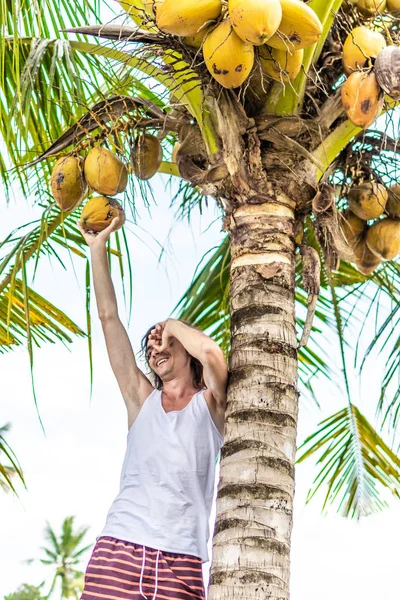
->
xmin=78 ymin=216 xmax=121 ymax=249
xmin=148 ymin=319 xmax=173 ymax=354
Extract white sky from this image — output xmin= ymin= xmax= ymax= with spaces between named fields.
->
xmin=1 ymin=175 xmax=400 ymax=600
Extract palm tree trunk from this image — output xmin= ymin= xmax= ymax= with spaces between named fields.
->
xmin=209 ymin=190 xmax=298 ymax=599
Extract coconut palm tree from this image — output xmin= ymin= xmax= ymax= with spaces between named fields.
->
xmin=27 ymin=516 xmax=91 ymax=600
xmin=2 ymin=0 xmax=400 ymax=597
xmin=0 ymin=423 xmax=25 ymax=495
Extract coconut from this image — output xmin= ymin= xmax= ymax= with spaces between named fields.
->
xmin=118 ymin=0 xmax=160 ymax=31
xmin=375 ymin=46 xmax=400 ymax=101
xmin=229 ymin=0 xmax=282 ymax=46
xmin=340 ymin=209 xmax=366 ymax=246
xmin=357 ymin=0 xmax=386 ymax=16
xmin=348 ymin=182 xmax=388 ymax=220
xmin=386 ymin=184 xmax=400 ymax=218
xmin=387 ymin=0 xmax=400 ymax=10
xmin=203 ymin=19 xmax=254 ymax=88
xmin=131 ymin=133 xmax=163 ymax=180
xmin=366 ymin=218 xmax=400 ymax=260
xmin=51 ymin=156 xmax=88 ymax=213
xmin=354 ymin=236 xmax=382 ymax=274
xmin=84 ymin=147 xmax=128 ymax=196
xmin=156 ymin=0 xmax=222 ymax=36
xmin=265 ymin=0 xmax=322 ymax=51
xmin=79 ymin=197 xmax=126 ymax=233
xmin=183 ymin=27 xmax=211 ymax=48
xmin=341 ymin=71 xmax=384 ymax=129
xmin=342 ymin=27 xmax=386 ymax=75
xmin=260 ymin=46 xmax=303 ymax=82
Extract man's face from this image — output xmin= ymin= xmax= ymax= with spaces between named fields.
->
xmin=146 ymin=335 xmax=190 ymax=381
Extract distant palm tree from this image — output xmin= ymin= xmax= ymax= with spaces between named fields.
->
xmin=5 ymin=583 xmax=47 ymax=600
xmin=0 ymin=423 xmax=25 ymax=495
xmin=29 ymin=516 xmax=91 ymax=600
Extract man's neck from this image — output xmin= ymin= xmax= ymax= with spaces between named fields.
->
xmin=162 ymin=375 xmax=199 ymax=402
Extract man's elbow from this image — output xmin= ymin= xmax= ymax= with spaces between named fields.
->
xmin=99 ymin=311 xmax=119 ymax=322
xmin=201 ymin=342 xmax=226 ymax=365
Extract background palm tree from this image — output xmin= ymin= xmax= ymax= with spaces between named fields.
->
xmin=1 ymin=0 xmax=400 ymax=597
xmin=27 ymin=517 xmax=91 ymax=600
xmin=0 ymin=423 xmax=25 ymax=495
xmin=5 ymin=583 xmax=47 ymax=600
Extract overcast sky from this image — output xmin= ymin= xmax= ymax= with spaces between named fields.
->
xmin=1 ymin=174 xmax=400 ymax=600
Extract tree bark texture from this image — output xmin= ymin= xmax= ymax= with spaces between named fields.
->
xmin=209 ymin=191 xmax=299 ymax=600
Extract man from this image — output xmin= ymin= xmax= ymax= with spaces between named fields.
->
xmin=78 ymin=216 xmax=228 ymax=600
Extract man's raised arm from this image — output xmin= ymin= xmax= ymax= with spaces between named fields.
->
xmin=79 ymin=218 xmax=153 ymax=417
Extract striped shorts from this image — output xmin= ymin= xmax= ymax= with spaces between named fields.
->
xmin=80 ymin=536 xmax=206 ymax=600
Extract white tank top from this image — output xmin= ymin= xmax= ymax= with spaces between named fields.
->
xmin=98 ymin=387 xmax=224 ymax=562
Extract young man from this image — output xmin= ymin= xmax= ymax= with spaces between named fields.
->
xmin=78 ymin=216 xmax=228 ymax=600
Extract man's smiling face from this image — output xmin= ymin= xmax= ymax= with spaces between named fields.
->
xmin=146 ymin=336 xmax=191 ymax=381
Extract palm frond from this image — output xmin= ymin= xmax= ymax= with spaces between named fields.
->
xmin=298 ymin=404 xmax=400 ymax=518
xmin=0 ymin=423 xmax=26 ymax=494
xmin=0 ymin=277 xmax=85 ymax=353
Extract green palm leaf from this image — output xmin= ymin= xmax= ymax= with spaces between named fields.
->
xmin=0 ymin=423 xmax=26 ymax=494
xmin=298 ymin=404 xmax=400 ymax=518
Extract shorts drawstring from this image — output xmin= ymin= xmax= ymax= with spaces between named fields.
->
xmin=139 ymin=545 xmax=160 ymax=600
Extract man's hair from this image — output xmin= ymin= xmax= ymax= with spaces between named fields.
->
xmin=140 ymin=319 xmax=205 ymax=390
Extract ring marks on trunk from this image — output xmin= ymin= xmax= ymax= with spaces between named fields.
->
xmin=226 ymin=408 xmax=296 ymax=428
xmin=231 ymin=304 xmax=285 ymax=326
xmin=214 ymin=534 xmax=290 ymax=557
xmin=210 ymin=569 xmax=284 ymax=587
xmin=221 ymin=442 xmax=294 ymax=477
xmin=217 ymin=482 xmax=292 ymax=506
xmin=232 ymin=337 xmax=297 ymax=359
xmin=228 ymin=368 xmax=299 ymax=393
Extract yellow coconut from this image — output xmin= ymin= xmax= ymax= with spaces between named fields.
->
xmin=260 ymin=46 xmax=303 ymax=81
xmin=341 ymin=71 xmax=383 ymax=129
xmin=265 ymin=0 xmax=322 ymax=51
xmin=118 ymin=0 xmax=160 ymax=31
xmin=366 ymin=218 xmax=400 ymax=260
xmin=340 ymin=209 xmax=366 ymax=246
xmin=357 ymin=0 xmax=387 ymax=16
xmin=183 ymin=27 xmax=211 ymax=48
xmin=354 ymin=236 xmax=382 ymax=274
xmin=84 ymin=147 xmax=128 ymax=196
xmin=387 ymin=0 xmax=400 ymax=10
xmin=51 ymin=156 xmax=88 ymax=213
xmin=203 ymin=19 xmax=254 ymax=88
xmin=79 ymin=197 xmax=126 ymax=233
xmin=348 ymin=182 xmax=388 ymax=220
xmin=131 ymin=133 xmax=163 ymax=180
xmin=157 ymin=0 xmax=222 ymax=36
xmin=386 ymin=184 xmax=400 ymax=218
xmin=342 ymin=26 xmax=386 ymax=75
xmin=229 ymin=0 xmax=282 ymax=46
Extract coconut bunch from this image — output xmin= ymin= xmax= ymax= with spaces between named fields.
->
xmin=339 ymin=180 xmax=400 ymax=274
xmin=50 ymin=134 xmax=163 ymax=233
xmin=127 ymin=0 xmax=323 ymax=89
xmin=340 ymin=18 xmax=400 ymax=129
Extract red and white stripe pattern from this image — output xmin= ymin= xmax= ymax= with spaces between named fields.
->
xmin=81 ymin=536 xmax=206 ymax=600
